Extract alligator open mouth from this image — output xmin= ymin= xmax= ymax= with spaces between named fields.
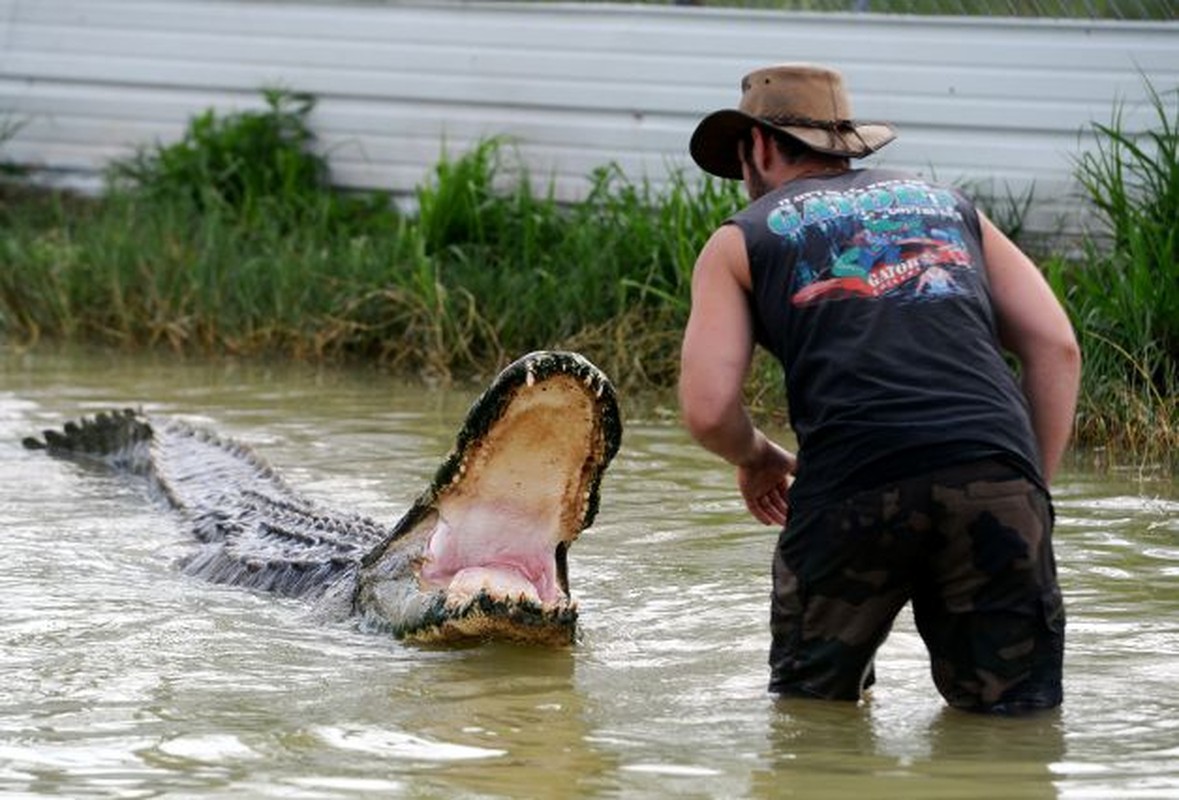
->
xmin=357 ymin=351 xmax=621 ymax=645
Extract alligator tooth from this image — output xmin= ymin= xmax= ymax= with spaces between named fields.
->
xmin=444 ymin=591 xmax=474 ymax=611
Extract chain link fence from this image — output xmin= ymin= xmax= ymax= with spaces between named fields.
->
xmin=653 ymin=0 xmax=1177 ymax=20
xmin=320 ymin=0 xmax=1179 ymax=22
xmin=343 ymin=0 xmax=1178 ymax=22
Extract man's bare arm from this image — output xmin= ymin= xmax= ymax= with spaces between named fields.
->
xmin=980 ymin=213 xmax=1081 ymax=484
xmin=679 ymin=225 xmax=796 ymax=525
xmin=679 ymin=226 xmax=759 ymax=462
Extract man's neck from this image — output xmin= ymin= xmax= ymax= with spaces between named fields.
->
xmin=782 ymin=157 xmax=852 ymax=183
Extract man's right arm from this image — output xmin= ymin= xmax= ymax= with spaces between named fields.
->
xmin=679 ymin=225 xmax=795 ymax=525
xmin=679 ymin=225 xmax=759 ymax=463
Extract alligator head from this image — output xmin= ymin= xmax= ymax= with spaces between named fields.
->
xmin=354 ymin=351 xmax=622 ymax=646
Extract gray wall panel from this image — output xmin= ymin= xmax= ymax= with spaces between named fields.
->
xmin=1 ymin=0 xmax=1176 ymax=235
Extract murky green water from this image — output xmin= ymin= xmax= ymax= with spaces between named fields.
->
xmin=2 ymin=346 xmax=1177 ymax=799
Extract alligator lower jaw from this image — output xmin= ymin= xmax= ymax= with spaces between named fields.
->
xmin=404 ymin=593 xmax=579 ymax=647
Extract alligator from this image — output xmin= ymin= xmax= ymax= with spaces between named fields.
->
xmin=22 ymin=350 xmax=622 ymax=647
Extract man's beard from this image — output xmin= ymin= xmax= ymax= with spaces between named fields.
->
xmin=746 ymin=164 xmax=772 ymax=201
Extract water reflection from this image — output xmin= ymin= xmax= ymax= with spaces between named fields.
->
xmin=748 ymin=699 xmax=1057 ymax=798
xmin=368 ymin=645 xmax=617 ymax=798
xmin=2 ymin=345 xmax=1178 ymax=798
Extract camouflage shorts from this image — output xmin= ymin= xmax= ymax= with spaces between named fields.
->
xmin=769 ymin=458 xmax=1065 ymax=713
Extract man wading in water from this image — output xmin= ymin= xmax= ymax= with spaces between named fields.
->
xmin=678 ymin=63 xmax=1080 ymax=712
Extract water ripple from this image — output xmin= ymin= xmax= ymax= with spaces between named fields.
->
xmin=3 ymin=347 xmax=1178 ymax=798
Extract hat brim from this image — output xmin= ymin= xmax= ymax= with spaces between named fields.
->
xmin=689 ymin=109 xmax=897 ymax=180
xmin=689 ymin=110 xmax=758 ymax=180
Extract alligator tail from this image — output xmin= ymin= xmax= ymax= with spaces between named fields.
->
xmin=24 ymin=407 xmax=379 ymax=599
xmin=22 ymin=408 xmax=155 ymax=473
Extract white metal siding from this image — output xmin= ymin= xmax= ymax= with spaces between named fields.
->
xmin=1 ymin=0 xmax=1176 ymax=235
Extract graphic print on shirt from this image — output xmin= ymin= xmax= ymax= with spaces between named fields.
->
xmin=765 ymin=179 xmax=976 ymax=307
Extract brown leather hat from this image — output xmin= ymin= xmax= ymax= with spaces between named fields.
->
xmin=690 ymin=63 xmax=896 ymax=180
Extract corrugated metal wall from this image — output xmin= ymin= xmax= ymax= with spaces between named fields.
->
xmin=1 ymin=0 xmax=1177 ymax=235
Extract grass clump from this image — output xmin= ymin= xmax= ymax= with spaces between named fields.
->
xmin=1046 ymin=78 xmax=1178 ymax=467
xmin=106 ymin=88 xmax=396 ymax=236
xmin=409 ymin=142 xmax=743 ymax=383
xmin=108 ymin=89 xmax=327 ymax=218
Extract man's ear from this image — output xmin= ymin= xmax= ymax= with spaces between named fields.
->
xmin=750 ymin=127 xmax=772 ymax=171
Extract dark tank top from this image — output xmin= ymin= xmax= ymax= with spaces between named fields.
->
xmin=729 ymin=168 xmax=1044 ymax=507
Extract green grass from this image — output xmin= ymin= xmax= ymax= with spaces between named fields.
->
xmin=1 ymin=84 xmax=1175 ymax=470
xmin=1044 ymin=79 xmax=1178 ymax=468
xmin=0 ymin=95 xmax=743 ymax=389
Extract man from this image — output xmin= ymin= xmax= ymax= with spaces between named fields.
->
xmin=678 ymin=63 xmax=1080 ymax=712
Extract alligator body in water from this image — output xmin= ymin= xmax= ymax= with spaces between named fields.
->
xmin=23 ymin=351 xmax=622 ymax=646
